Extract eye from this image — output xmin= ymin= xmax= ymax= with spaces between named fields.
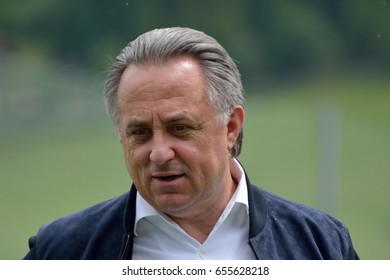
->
xmin=171 ymin=124 xmax=191 ymax=135
xmin=174 ymin=124 xmax=188 ymax=131
xmin=127 ymin=128 xmax=151 ymax=138
xmin=134 ymin=129 xmax=148 ymax=135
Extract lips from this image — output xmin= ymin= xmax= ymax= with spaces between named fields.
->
xmin=151 ymin=172 xmax=184 ymax=182
xmin=158 ymin=175 xmax=182 ymax=181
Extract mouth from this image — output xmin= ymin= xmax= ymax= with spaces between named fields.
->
xmin=152 ymin=173 xmax=185 ymax=182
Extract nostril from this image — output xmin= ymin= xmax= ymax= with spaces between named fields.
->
xmin=149 ymin=146 xmax=175 ymax=165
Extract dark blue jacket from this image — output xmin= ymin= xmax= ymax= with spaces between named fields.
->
xmin=24 ymin=175 xmax=359 ymax=259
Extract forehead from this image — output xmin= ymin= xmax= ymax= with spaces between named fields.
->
xmin=117 ymin=56 xmax=215 ymax=121
xmin=119 ymin=56 xmax=207 ymax=100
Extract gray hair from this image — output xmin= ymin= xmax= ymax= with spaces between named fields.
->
xmin=103 ymin=27 xmax=245 ymax=157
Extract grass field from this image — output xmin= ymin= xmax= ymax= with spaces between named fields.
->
xmin=0 ymin=69 xmax=389 ymax=259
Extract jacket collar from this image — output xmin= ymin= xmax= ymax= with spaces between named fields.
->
xmin=118 ymin=185 xmax=137 ymax=260
xmin=245 ymin=172 xmax=267 ymax=238
xmin=245 ymin=172 xmax=268 ymax=259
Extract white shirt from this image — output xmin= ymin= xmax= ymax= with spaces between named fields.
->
xmin=132 ymin=160 xmax=256 ymax=260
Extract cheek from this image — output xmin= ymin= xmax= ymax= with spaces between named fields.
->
xmin=122 ymin=142 xmax=147 ymax=177
xmin=198 ymin=130 xmax=228 ymax=158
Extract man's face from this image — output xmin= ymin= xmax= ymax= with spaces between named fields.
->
xmin=117 ymin=56 xmax=242 ymax=219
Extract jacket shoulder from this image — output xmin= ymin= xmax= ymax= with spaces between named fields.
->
xmin=25 ymin=192 xmax=129 ymax=259
xmin=260 ymin=187 xmax=343 ymax=226
xmin=250 ymin=185 xmax=359 ymax=259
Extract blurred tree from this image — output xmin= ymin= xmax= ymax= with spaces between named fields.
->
xmin=340 ymin=0 xmax=390 ymax=67
xmin=0 ymin=0 xmax=388 ymax=84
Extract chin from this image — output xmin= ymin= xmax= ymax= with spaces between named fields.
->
xmin=155 ymin=194 xmax=193 ymax=215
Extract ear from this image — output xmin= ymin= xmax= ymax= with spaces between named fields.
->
xmin=226 ymin=105 xmax=245 ymax=151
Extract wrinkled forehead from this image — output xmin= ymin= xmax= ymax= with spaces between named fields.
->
xmin=119 ymin=56 xmax=214 ymax=110
xmin=119 ymin=55 xmax=208 ymax=97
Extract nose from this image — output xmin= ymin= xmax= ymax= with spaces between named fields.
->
xmin=149 ymin=132 xmax=175 ymax=165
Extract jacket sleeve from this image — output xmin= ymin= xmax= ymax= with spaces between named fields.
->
xmin=23 ymin=236 xmax=37 ymax=259
xmin=21 ymin=192 xmax=131 ymax=260
xmin=344 ymin=228 xmax=360 ymax=260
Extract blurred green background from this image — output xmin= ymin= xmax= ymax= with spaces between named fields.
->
xmin=1 ymin=0 xmax=389 ymax=259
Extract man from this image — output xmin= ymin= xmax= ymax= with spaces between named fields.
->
xmin=24 ymin=27 xmax=359 ymax=259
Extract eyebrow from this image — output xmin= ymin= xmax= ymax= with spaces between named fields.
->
xmin=126 ymin=121 xmax=147 ymax=128
xmin=167 ymin=114 xmax=188 ymax=123
xmin=125 ymin=113 xmax=193 ymax=128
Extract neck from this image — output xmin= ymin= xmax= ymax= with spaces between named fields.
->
xmin=171 ymin=188 xmax=235 ymax=244
xmin=170 ymin=159 xmax=240 ymax=244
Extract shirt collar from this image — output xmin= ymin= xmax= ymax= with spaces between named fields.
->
xmin=231 ymin=159 xmax=249 ymax=213
xmin=134 ymin=159 xmax=249 ymax=236
xmin=134 ymin=193 xmax=160 ymax=236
